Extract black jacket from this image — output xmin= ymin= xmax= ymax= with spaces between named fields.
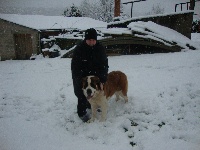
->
xmin=71 ymin=40 xmax=109 ymax=83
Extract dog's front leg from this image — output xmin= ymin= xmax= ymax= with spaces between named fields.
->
xmin=88 ymin=103 xmax=97 ymax=123
xmin=100 ymin=98 xmax=108 ymax=122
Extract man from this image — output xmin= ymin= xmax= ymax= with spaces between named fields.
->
xmin=71 ymin=28 xmax=109 ymax=122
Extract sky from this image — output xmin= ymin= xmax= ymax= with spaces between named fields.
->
xmin=0 ymin=0 xmax=83 ymax=8
xmin=0 ymin=0 xmax=199 ymax=18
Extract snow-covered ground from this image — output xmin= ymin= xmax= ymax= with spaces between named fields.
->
xmin=1 ymin=44 xmax=200 ymax=149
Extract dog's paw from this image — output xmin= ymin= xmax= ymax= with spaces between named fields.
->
xmin=87 ymin=118 xmax=95 ymax=123
xmin=99 ymin=118 xmax=106 ymax=122
xmin=80 ymin=114 xmax=90 ymax=123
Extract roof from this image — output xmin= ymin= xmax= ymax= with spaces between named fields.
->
xmin=0 ymin=14 xmax=107 ymax=30
xmin=100 ymin=21 xmax=199 ymax=50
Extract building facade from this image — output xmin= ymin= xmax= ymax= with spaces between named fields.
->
xmin=0 ymin=18 xmax=40 ymax=60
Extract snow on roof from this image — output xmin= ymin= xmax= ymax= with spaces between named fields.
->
xmin=0 ymin=14 xmax=107 ymax=30
xmin=101 ymin=21 xmax=199 ymax=50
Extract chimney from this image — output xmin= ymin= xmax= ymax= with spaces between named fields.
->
xmin=114 ymin=0 xmax=120 ymax=17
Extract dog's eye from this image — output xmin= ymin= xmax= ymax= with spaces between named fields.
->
xmin=90 ymin=83 xmax=96 ymax=89
xmin=83 ymin=82 xmax=88 ymax=89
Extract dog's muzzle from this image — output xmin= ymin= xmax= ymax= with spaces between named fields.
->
xmin=86 ymin=88 xmax=93 ymax=100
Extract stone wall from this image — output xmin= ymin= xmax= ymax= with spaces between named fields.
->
xmin=108 ymin=12 xmax=193 ymax=39
xmin=0 ymin=19 xmax=39 ymax=60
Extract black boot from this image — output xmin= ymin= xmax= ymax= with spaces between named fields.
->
xmin=77 ymin=103 xmax=90 ymax=122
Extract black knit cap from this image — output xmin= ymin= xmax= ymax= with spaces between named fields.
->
xmin=85 ymin=28 xmax=97 ymax=40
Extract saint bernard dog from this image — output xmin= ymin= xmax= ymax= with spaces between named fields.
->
xmin=82 ymin=71 xmax=128 ymax=122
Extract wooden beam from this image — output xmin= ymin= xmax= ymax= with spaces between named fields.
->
xmin=190 ymin=0 xmax=195 ymax=10
xmin=114 ymin=0 xmax=121 ymax=17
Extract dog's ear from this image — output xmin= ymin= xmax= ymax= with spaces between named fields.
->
xmin=94 ymin=77 xmax=102 ymax=90
xmin=82 ymin=77 xmax=87 ymax=89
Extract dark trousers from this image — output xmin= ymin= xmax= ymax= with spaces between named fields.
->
xmin=72 ymin=79 xmax=90 ymax=117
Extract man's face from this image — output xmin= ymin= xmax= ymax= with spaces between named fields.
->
xmin=86 ymin=39 xmax=97 ymax=47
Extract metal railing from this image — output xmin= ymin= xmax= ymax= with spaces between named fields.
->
xmin=123 ymin=0 xmax=147 ymax=18
xmin=175 ymin=0 xmax=200 ymax=12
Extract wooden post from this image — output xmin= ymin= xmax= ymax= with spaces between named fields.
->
xmin=114 ymin=0 xmax=120 ymax=17
xmin=189 ymin=0 xmax=195 ymax=10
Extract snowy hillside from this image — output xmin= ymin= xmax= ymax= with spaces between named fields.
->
xmin=0 ymin=48 xmax=200 ymax=150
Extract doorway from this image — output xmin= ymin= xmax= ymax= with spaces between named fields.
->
xmin=14 ymin=34 xmax=33 ymax=60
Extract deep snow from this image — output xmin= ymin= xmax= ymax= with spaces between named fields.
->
xmin=0 ymin=47 xmax=200 ymax=150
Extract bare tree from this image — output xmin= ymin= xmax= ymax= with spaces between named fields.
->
xmin=146 ymin=3 xmax=165 ymax=15
xmin=79 ymin=0 xmax=92 ymax=17
xmin=79 ymin=0 xmax=114 ymax=22
xmin=96 ymin=0 xmax=114 ymax=22
xmin=78 ymin=0 xmax=128 ymax=22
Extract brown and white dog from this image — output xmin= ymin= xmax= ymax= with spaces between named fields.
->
xmin=82 ymin=71 xmax=128 ymax=122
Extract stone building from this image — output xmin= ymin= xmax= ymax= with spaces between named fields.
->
xmin=0 ymin=18 xmax=39 ymax=60
xmin=0 ymin=14 xmax=107 ymax=60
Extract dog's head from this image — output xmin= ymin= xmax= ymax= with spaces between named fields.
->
xmin=82 ymin=76 xmax=101 ymax=100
